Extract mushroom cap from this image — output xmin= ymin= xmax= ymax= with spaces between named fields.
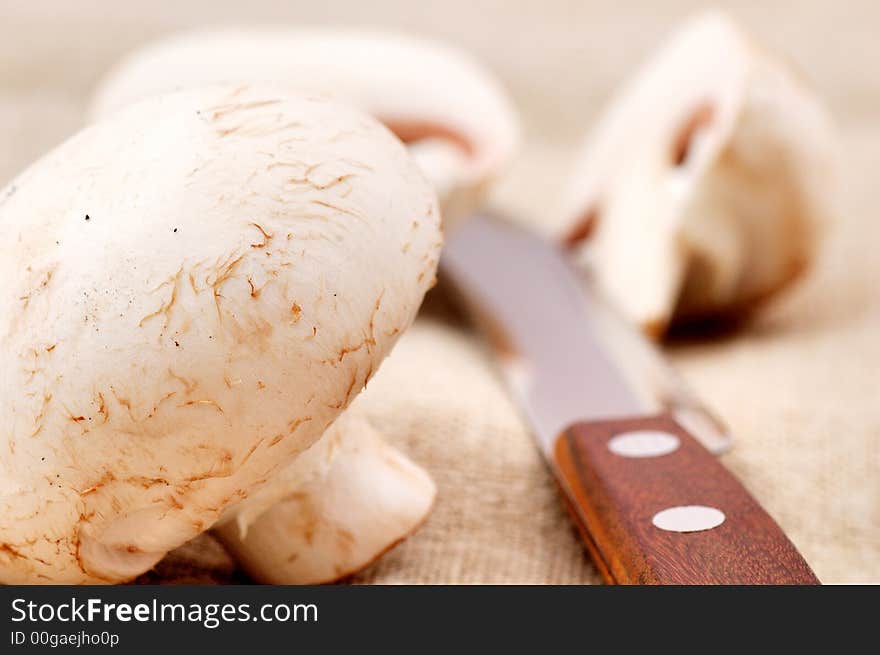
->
xmin=0 ymin=84 xmax=441 ymax=583
xmin=90 ymin=28 xmax=520 ymax=227
xmin=214 ymin=411 xmax=436 ymax=584
xmin=560 ymin=11 xmax=835 ymax=334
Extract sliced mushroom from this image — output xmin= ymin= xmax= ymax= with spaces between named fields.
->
xmin=214 ymin=411 xmax=435 ymax=584
xmin=559 ymin=11 xmax=836 ymax=336
xmin=0 ymin=84 xmax=441 ymax=583
xmin=90 ymin=28 xmax=520 ymax=228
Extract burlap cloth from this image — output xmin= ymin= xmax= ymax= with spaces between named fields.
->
xmin=1 ymin=1 xmax=877 ymax=583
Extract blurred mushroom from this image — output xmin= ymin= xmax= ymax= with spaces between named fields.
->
xmin=0 ymin=84 xmax=441 ymax=583
xmin=214 ymin=411 xmax=435 ymax=584
xmin=91 ymin=28 xmax=520 ymax=228
xmin=559 ymin=12 xmax=836 ymax=336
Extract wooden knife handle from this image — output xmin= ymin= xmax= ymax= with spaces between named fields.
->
xmin=553 ymin=413 xmax=819 ymax=584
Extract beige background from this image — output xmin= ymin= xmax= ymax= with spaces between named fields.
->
xmin=1 ymin=0 xmax=877 ymax=583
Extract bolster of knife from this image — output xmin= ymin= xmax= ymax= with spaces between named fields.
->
xmin=553 ymin=412 xmax=820 ymax=584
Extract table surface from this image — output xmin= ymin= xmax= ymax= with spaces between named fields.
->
xmin=1 ymin=0 xmax=877 ymax=583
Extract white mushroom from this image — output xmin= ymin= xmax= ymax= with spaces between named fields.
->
xmin=559 ymin=12 xmax=836 ymax=336
xmin=90 ymin=28 xmax=520 ymax=228
xmin=0 ymin=84 xmax=441 ymax=584
xmin=214 ymin=411 xmax=435 ymax=584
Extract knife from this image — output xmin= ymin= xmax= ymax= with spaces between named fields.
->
xmin=442 ymin=213 xmax=819 ymax=584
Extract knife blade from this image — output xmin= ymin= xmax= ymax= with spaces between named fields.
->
xmin=442 ymin=213 xmax=819 ymax=584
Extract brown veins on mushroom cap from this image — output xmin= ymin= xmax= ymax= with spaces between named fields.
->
xmin=18 ymin=267 xmax=55 ymax=311
xmin=138 ymin=267 xmax=183 ymax=330
xmin=180 ymin=399 xmax=224 ymax=414
xmin=29 ymin=392 xmax=52 ymax=438
xmin=207 ymin=99 xmax=282 ymax=121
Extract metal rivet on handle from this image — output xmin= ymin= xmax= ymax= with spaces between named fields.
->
xmin=607 ymin=430 xmax=680 ymax=458
xmin=652 ymin=506 xmax=726 ymax=533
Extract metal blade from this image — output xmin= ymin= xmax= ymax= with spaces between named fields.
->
xmin=442 ymin=213 xmax=731 ymax=457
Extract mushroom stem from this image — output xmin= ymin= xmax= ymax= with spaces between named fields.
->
xmin=213 ymin=411 xmax=435 ymax=584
